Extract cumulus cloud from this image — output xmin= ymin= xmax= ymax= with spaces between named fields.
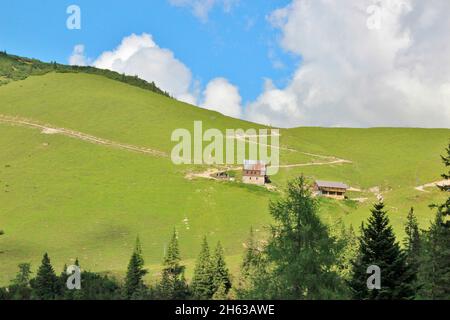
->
xmin=246 ymin=0 xmax=450 ymax=128
xmin=72 ymin=33 xmax=241 ymax=116
xmin=201 ymin=78 xmax=242 ymax=118
xmin=93 ymin=33 xmax=197 ymax=104
xmin=168 ymin=0 xmax=239 ymax=22
xmin=69 ymin=44 xmax=88 ymax=66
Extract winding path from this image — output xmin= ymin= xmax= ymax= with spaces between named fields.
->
xmin=415 ymin=179 xmax=450 ymax=192
xmin=0 ymin=114 xmax=168 ymax=158
xmin=1 ymin=114 xmax=353 ymax=179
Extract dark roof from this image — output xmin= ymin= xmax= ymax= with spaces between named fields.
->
xmin=315 ymin=180 xmax=348 ymax=189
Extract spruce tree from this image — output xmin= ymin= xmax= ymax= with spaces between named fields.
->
xmin=238 ymin=227 xmax=261 ymax=293
xmin=349 ymin=201 xmax=415 ymax=300
xmin=159 ymin=230 xmax=188 ymax=299
xmin=12 ymin=263 xmax=32 ymax=287
xmin=32 ymin=253 xmax=60 ymax=300
xmin=432 ymin=143 xmax=450 ymax=226
xmin=417 ymin=145 xmax=450 ymax=299
xmin=123 ymin=237 xmax=148 ymax=299
xmin=418 ymin=212 xmax=450 ymax=299
xmin=9 ymin=263 xmax=33 ymax=300
xmin=249 ymin=176 xmax=346 ymax=299
xmin=404 ymin=208 xmax=421 ymax=272
xmin=191 ymin=237 xmax=214 ymax=299
xmin=212 ymin=283 xmax=228 ymax=300
xmin=334 ymin=224 xmax=359 ymax=282
xmin=211 ymin=242 xmax=232 ymax=296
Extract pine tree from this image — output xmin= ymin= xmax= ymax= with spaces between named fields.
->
xmin=9 ymin=263 xmax=33 ymax=300
xmin=238 ymin=227 xmax=261 ymax=293
xmin=159 ymin=229 xmax=189 ymax=299
xmin=418 ymin=212 xmax=450 ymax=299
xmin=334 ymin=224 xmax=359 ymax=282
xmin=433 ymin=143 xmax=450 ymax=225
xmin=123 ymin=237 xmax=148 ymax=299
xmin=404 ymin=208 xmax=421 ymax=271
xmin=249 ymin=176 xmax=346 ymax=299
xmin=349 ymin=201 xmax=415 ymax=300
xmin=212 ymin=283 xmax=228 ymax=300
xmin=191 ymin=237 xmax=214 ymax=299
xmin=211 ymin=242 xmax=232 ymax=296
xmin=417 ymin=143 xmax=450 ymax=299
xmin=12 ymin=263 xmax=32 ymax=287
xmin=32 ymin=253 xmax=60 ymax=300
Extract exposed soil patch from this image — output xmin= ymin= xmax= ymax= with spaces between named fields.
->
xmin=415 ymin=179 xmax=450 ymax=192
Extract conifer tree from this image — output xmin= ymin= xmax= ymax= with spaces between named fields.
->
xmin=249 ymin=176 xmax=346 ymax=299
xmin=404 ymin=208 xmax=421 ymax=272
xmin=212 ymin=283 xmax=228 ymax=300
xmin=418 ymin=145 xmax=450 ymax=299
xmin=191 ymin=237 xmax=214 ymax=299
xmin=123 ymin=237 xmax=148 ymax=299
xmin=418 ymin=212 xmax=450 ymax=299
xmin=159 ymin=230 xmax=188 ymax=299
xmin=238 ymin=227 xmax=261 ymax=293
xmin=12 ymin=263 xmax=32 ymax=287
xmin=211 ymin=242 xmax=232 ymax=296
xmin=349 ymin=201 xmax=415 ymax=300
xmin=9 ymin=263 xmax=33 ymax=300
xmin=334 ymin=224 xmax=359 ymax=282
xmin=32 ymin=253 xmax=60 ymax=300
xmin=433 ymin=143 xmax=450 ymax=225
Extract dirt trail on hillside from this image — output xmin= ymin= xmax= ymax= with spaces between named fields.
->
xmin=228 ymin=133 xmax=353 ymax=163
xmin=0 ymin=114 xmax=168 ymax=158
xmin=185 ymin=166 xmax=242 ymax=180
xmin=1 ymin=114 xmax=353 ymax=177
xmin=278 ymin=159 xmax=352 ymax=168
xmin=415 ymin=179 xmax=450 ymax=192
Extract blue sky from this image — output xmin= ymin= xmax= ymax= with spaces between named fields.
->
xmin=0 ymin=0 xmax=295 ymax=104
xmin=1 ymin=0 xmax=449 ymax=128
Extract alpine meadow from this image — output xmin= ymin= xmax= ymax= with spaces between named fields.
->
xmin=0 ymin=52 xmax=448 ymax=299
xmin=2 ymin=0 xmax=450 ymax=310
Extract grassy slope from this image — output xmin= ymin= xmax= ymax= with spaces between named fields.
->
xmin=0 ymin=71 xmax=448 ymax=285
xmin=275 ymin=127 xmax=449 ymax=235
xmin=0 ymin=124 xmax=274 ymax=284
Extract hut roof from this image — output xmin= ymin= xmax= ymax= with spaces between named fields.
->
xmin=315 ymin=180 xmax=348 ymax=190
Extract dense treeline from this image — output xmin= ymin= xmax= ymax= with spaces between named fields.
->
xmin=0 ymin=51 xmax=171 ymax=97
xmin=1 ymin=143 xmax=449 ymax=300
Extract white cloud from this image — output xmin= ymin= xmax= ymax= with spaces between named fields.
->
xmin=168 ymin=0 xmax=239 ymax=22
xmin=93 ymin=33 xmax=197 ymax=104
xmin=72 ymin=33 xmax=242 ymax=117
xmin=70 ymin=0 xmax=450 ymax=128
xmin=69 ymin=44 xmax=88 ymax=66
xmin=201 ymin=78 xmax=242 ymax=118
xmin=246 ymin=0 xmax=450 ymax=128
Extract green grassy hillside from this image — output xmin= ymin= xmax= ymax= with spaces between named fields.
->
xmin=0 ymin=52 xmax=170 ymax=96
xmin=0 ymin=61 xmax=448 ymax=285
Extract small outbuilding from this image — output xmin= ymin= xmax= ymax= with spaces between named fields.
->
xmin=214 ymin=171 xmax=230 ymax=180
xmin=313 ymin=180 xmax=348 ymax=200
